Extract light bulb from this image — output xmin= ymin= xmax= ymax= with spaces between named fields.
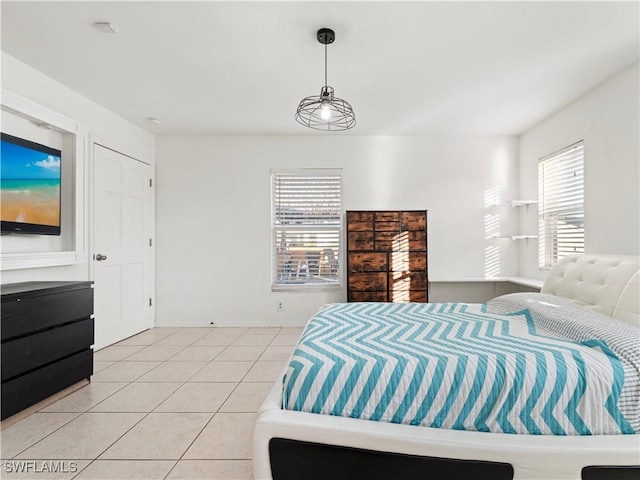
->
xmin=320 ymin=104 xmax=331 ymax=120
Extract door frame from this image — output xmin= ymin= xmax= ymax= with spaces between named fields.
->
xmin=89 ymin=141 xmax=155 ymax=345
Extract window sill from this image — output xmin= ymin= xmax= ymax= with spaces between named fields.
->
xmin=272 ymin=284 xmax=344 ymax=294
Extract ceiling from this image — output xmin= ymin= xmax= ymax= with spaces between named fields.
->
xmin=1 ymin=1 xmax=638 ymax=136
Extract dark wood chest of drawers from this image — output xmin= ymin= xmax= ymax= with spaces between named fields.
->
xmin=347 ymin=210 xmax=428 ymax=302
xmin=1 ymin=281 xmax=94 ymax=419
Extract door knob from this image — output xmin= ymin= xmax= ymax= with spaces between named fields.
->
xmin=95 ymin=254 xmax=108 ymax=261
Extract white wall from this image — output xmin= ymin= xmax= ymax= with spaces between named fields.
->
xmin=1 ymin=52 xmax=155 ymax=284
xmin=1 ymin=53 xmax=154 ymax=164
xmin=7 ymin=51 xmax=634 ymax=327
xmin=518 ymin=63 xmax=640 ymax=280
xmin=155 ymin=135 xmax=519 ymax=327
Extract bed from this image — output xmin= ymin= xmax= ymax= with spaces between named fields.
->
xmin=253 ymin=254 xmax=640 ymax=480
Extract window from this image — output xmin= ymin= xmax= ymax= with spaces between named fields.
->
xmin=538 ymin=141 xmax=584 ymax=268
xmin=271 ymin=169 xmax=342 ymax=289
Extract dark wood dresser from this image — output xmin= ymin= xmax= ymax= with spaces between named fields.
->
xmin=346 ymin=210 xmax=428 ymax=302
xmin=1 ymin=281 xmax=94 ymax=419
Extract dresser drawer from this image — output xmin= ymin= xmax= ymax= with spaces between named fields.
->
xmin=401 ymin=211 xmax=427 ymax=230
xmin=373 ymin=231 xmax=397 ymax=251
xmin=348 ymin=272 xmax=387 ymax=292
xmin=389 ymin=271 xmax=428 ymax=291
xmin=346 ymin=211 xmax=373 ymax=232
xmin=374 ymin=212 xmax=399 ymax=222
xmin=388 ymin=251 xmax=427 ymax=271
xmin=348 ymin=231 xmax=374 ymax=250
xmin=2 ymin=318 xmax=94 ymax=381
xmin=348 ymin=252 xmax=388 ymax=272
xmin=1 ymin=349 xmax=93 ymax=420
xmin=408 ymin=290 xmax=428 ymax=302
xmin=349 ymin=291 xmax=388 ymax=302
xmin=374 ymin=221 xmax=400 ymax=232
xmin=388 ymin=290 xmax=428 ymax=303
xmin=347 ymin=211 xmax=373 ymax=223
xmin=1 ymin=287 xmax=93 ymax=341
xmin=407 ymin=231 xmax=427 ymax=250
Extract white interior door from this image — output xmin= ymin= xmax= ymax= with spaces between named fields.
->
xmin=93 ymin=144 xmax=152 ymax=349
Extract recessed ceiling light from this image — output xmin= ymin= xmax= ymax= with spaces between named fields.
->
xmin=94 ymin=22 xmax=118 ymax=34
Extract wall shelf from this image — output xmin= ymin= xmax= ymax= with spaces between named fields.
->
xmin=510 ymin=200 xmax=538 ymax=207
xmin=0 ymin=251 xmax=85 ymax=271
xmin=492 ymin=235 xmax=537 ymax=240
xmin=430 ymin=276 xmax=544 ymax=289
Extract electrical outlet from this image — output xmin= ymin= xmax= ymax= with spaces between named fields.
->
xmin=276 ymin=301 xmax=285 ymax=312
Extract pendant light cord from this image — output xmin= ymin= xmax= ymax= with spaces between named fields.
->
xmin=324 ymin=43 xmax=328 ymax=88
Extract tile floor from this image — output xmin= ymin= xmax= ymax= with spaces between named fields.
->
xmin=0 ymin=327 xmax=302 ymax=479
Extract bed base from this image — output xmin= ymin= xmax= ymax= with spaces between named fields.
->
xmin=254 ymin=382 xmax=640 ymax=480
xmin=268 ymin=438 xmax=639 ymax=480
xmin=270 ymin=438 xmax=640 ymax=480
xmin=581 ymin=467 xmax=640 ymax=480
xmin=269 ymin=438 xmax=513 ymax=480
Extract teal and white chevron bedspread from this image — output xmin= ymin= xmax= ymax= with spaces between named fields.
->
xmin=282 ymin=296 xmax=639 ymax=435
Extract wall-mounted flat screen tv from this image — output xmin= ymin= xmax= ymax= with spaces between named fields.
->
xmin=1 ymin=133 xmax=62 ymax=235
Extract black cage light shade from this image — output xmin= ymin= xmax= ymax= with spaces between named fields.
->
xmin=295 ymin=28 xmax=356 ymax=131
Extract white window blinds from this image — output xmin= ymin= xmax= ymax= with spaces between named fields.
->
xmin=271 ymin=169 xmax=342 ymax=288
xmin=538 ymin=141 xmax=584 ymax=268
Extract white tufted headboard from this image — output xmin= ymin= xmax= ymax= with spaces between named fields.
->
xmin=541 ymin=254 xmax=640 ymax=327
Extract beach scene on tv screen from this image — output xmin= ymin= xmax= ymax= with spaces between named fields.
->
xmin=1 ymin=138 xmax=61 ymax=227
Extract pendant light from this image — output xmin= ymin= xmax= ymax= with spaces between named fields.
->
xmin=295 ymin=28 xmax=356 ymax=131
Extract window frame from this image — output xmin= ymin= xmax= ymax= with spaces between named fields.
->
xmin=270 ymin=168 xmax=343 ymax=292
xmin=538 ymin=141 xmax=585 ymax=269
